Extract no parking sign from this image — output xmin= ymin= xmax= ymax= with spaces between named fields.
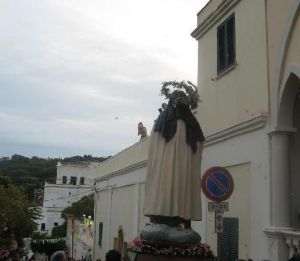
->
xmin=201 ymin=166 xmax=234 ymax=233
xmin=201 ymin=166 xmax=234 ymax=202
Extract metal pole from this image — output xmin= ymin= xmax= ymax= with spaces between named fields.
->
xmin=72 ymin=217 xmax=74 ymax=260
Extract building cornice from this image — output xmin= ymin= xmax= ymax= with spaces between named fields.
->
xmin=45 ymin=207 xmax=65 ymax=212
xmin=191 ymin=0 xmax=241 ymax=40
xmin=94 ymin=116 xmax=268 ymax=175
xmin=44 ymin=183 xmax=94 ymax=189
xmin=264 ymin=227 xmax=300 ymax=238
xmin=204 ymin=114 xmax=268 ymax=147
xmin=95 ymin=160 xmax=148 ymax=183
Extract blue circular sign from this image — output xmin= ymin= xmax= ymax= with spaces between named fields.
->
xmin=201 ymin=166 xmax=234 ymax=202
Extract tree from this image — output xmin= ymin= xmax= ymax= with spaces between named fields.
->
xmin=49 ymin=194 xmax=94 ymax=238
xmin=61 ymin=194 xmax=94 ymax=221
xmin=51 ymin=223 xmax=67 ymax=237
xmin=0 ymin=176 xmax=10 ymax=187
xmin=0 ymin=154 xmax=109 ymax=201
xmin=0 ymin=185 xmax=41 ymax=250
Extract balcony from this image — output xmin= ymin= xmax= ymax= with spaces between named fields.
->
xmin=264 ymin=227 xmax=300 ymax=261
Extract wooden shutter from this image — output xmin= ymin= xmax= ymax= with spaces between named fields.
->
xmin=217 ymin=217 xmax=239 ymax=261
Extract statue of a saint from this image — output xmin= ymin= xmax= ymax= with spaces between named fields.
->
xmin=143 ymin=81 xmax=204 ymax=241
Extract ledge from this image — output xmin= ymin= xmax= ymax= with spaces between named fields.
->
xmin=268 ymin=126 xmax=297 ymax=135
xmin=212 ymin=62 xmax=237 ymax=81
xmin=204 ymin=114 xmax=268 ymax=147
xmin=191 ymin=0 xmax=241 ymax=40
xmin=95 ymin=160 xmax=148 ymax=183
xmin=44 ymin=183 xmax=94 ymax=189
xmin=264 ymin=227 xmax=300 ymax=238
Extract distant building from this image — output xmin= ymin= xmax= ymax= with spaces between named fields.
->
xmin=38 ymin=161 xmax=100 ymax=235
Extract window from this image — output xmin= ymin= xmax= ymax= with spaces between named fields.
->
xmin=54 ymin=222 xmax=58 ymax=227
xmin=217 ymin=218 xmax=239 ymax=261
xmin=41 ymin=223 xmax=46 ymax=231
xmin=217 ymin=14 xmax=236 ymax=74
xmin=62 ymin=176 xmax=67 ymax=184
xmin=80 ymin=177 xmax=85 ymax=185
xmin=70 ymin=176 xmax=77 ymax=185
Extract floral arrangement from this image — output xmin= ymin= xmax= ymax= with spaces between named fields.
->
xmin=127 ymin=237 xmax=215 ymax=259
xmin=0 ymin=249 xmax=10 ymax=260
xmin=161 ymin=81 xmax=199 ymax=107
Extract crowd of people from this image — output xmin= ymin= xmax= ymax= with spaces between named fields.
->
xmin=49 ymin=249 xmax=121 ymax=261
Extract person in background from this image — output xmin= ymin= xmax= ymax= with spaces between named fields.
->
xmin=83 ymin=248 xmax=92 ymax=261
xmin=105 ymin=250 xmax=121 ymax=261
xmin=50 ymin=251 xmax=67 ymax=261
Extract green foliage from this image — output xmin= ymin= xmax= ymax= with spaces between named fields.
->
xmin=0 ymin=155 xmax=58 ymax=200
xmin=161 ymin=80 xmax=199 ymax=108
xmin=51 ymin=222 xmax=67 ymax=238
xmin=62 ymin=154 xmax=108 ymax=163
xmin=31 ymin=232 xmax=48 ymax=239
xmin=30 ymin=237 xmax=66 ymax=257
xmin=0 ymin=176 xmax=10 ymax=187
xmin=0 ymin=185 xmax=42 ymax=249
xmin=0 ymin=155 xmax=109 ymax=201
xmin=61 ymin=194 xmax=94 ymax=220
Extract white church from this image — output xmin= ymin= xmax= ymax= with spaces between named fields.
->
xmin=38 ymin=161 xmax=100 ymax=235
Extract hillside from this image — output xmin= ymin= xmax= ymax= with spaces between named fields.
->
xmin=0 ymin=154 xmax=109 ymax=201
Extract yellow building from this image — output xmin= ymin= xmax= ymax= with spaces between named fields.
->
xmin=191 ymin=0 xmax=300 ymax=260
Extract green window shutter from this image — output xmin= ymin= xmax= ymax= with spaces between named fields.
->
xmin=217 ymin=217 xmax=239 ymax=261
xmin=98 ymin=222 xmax=103 ymax=246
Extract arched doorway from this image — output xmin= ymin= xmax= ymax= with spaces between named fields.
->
xmin=272 ymin=72 xmax=300 ymax=227
xmin=289 ymin=75 xmax=300 ymax=227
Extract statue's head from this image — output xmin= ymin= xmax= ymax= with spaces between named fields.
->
xmin=160 ymin=80 xmax=199 ymax=109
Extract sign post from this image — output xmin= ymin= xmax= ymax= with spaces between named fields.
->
xmin=215 ymin=211 xmax=224 ymax=233
xmin=201 ymin=166 xmax=234 ymax=233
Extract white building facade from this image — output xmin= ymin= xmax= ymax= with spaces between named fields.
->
xmin=93 ymin=138 xmax=149 ymax=261
xmin=93 ymin=1 xmax=300 ymax=260
xmin=39 ymin=161 xmax=100 ymax=235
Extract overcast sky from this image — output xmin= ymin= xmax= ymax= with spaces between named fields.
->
xmin=0 ymin=0 xmax=208 ymax=158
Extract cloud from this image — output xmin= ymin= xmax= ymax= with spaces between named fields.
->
xmin=0 ymin=0 xmax=208 ymax=157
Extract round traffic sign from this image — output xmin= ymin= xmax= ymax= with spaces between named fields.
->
xmin=201 ymin=166 xmax=234 ymax=202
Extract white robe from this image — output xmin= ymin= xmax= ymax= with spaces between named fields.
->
xmin=144 ymin=120 xmax=203 ymax=221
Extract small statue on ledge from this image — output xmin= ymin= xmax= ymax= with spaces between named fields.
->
xmin=138 ymin=122 xmax=148 ymax=140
